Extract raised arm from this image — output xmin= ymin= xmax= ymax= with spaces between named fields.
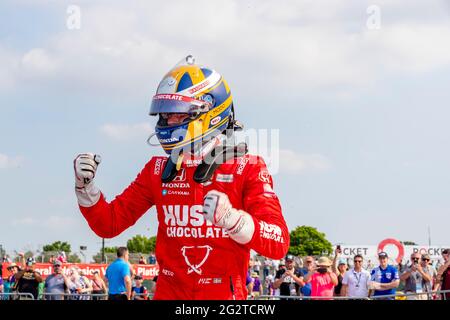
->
xmin=74 ymin=154 xmax=156 ymax=238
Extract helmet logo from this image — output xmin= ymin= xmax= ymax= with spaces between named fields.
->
xmin=167 ymin=77 xmax=176 ymax=86
xmin=200 ymin=93 xmax=215 ymax=107
xmin=211 ymin=116 xmax=221 ymax=126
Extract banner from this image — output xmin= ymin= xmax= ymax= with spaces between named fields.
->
xmin=1 ymin=262 xmax=159 ymax=280
xmin=334 ymin=239 xmax=449 ymax=264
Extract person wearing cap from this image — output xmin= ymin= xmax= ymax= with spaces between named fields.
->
xmin=15 ymin=257 xmax=43 ymax=299
xmin=303 ymin=256 xmax=338 ymax=300
xmin=131 ymin=274 xmax=148 ymax=300
xmin=274 ymin=254 xmax=304 ymax=299
xmin=342 ymin=254 xmax=371 ymax=299
xmin=44 ymin=260 xmax=70 ymax=300
xmin=368 ymin=252 xmax=399 ymax=299
xmin=250 ymin=272 xmax=263 ymax=298
xmin=435 ymin=248 xmax=450 ymax=300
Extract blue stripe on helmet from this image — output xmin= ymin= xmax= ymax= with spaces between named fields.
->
xmin=177 ymin=72 xmax=193 ymax=92
xmin=200 ymin=68 xmax=213 ymax=78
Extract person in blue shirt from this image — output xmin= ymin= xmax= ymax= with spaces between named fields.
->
xmin=299 ymin=256 xmax=314 ymax=297
xmin=105 ymin=247 xmax=132 ymax=300
xmin=369 ymin=252 xmax=400 ymax=299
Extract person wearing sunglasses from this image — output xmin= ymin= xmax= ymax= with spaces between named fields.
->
xmin=44 ymin=260 xmax=70 ymax=300
xmin=341 ymin=255 xmax=371 ymax=299
xmin=298 ymin=256 xmax=314 ymax=297
xmin=400 ymin=253 xmax=433 ymax=300
xmin=73 ymin=56 xmax=290 ymax=300
xmin=435 ymin=248 xmax=450 ymax=300
xmin=368 ymin=252 xmax=399 ymax=300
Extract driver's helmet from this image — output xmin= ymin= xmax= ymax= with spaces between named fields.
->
xmin=149 ymin=55 xmax=234 ymax=155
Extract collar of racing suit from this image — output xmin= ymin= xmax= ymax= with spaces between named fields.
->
xmin=161 ymin=134 xmax=248 ymax=183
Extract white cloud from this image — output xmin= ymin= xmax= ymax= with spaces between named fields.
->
xmin=10 ymin=215 xmax=77 ymax=230
xmin=21 ymin=48 xmax=57 ymax=75
xmin=99 ymin=122 xmax=152 ymax=142
xmin=43 ymin=215 xmax=78 ymax=229
xmin=2 ymin=1 xmax=450 ymax=101
xmin=11 ymin=217 xmax=36 ymax=226
xmin=279 ymin=149 xmax=332 ymax=174
xmin=0 ymin=154 xmax=24 ymax=169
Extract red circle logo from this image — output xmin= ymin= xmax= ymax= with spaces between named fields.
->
xmin=377 ymin=238 xmax=405 ymax=263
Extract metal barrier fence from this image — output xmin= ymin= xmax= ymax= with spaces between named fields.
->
xmin=1 ymin=290 xmax=449 ymax=301
xmin=39 ymin=292 xmax=155 ymax=300
xmin=1 ymin=292 xmax=36 ymax=300
xmin=254 ymin=289 xmax=450 ymax=301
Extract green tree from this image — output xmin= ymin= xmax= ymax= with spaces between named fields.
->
xmin=42 ymin=241 xmax=71 ymax=253
xmin=92 ymin=247 xmax=118 ymax=264
xmin=288 ymin=226 xmax=333 ymax=257
xmin=67 ymin=253 xmax=81 ymax=263
xmin=126 ymin=235 xmax=156 ymax=253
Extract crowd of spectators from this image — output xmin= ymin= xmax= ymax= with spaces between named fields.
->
xmin=2 ymin=247 xmax=449 ymax=301
xmin=247 ymin=248 xmax=450 ymax=300
xmin=0 ymin=249 xmax=156 ymax=300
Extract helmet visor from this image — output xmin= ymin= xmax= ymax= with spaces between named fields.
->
xmin=149 ymin=94 xmax=210 ymax=116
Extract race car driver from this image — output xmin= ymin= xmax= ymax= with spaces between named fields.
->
xmin=74 ymin=56 xmax=289 ymax=300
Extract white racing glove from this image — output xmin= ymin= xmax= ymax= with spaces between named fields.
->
xmin=203 ymin=190 xmax=255 ymax=244
xmin=74 ymin=153 xmax=102 ymax=207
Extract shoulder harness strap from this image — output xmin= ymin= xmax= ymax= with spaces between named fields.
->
xmin=160 ymin=142 xmax=248 ymax=183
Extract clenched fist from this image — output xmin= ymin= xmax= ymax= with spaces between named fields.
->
xmin=203 ymin=190 xmax=255 ymax=244
xmin=74 ymin=153 xmax=101 ymax=188
xmin=74 ymin=153 xmax=102 ymax=207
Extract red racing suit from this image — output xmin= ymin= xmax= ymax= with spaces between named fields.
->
xmin=79 ymin=154 xmax=289 ymax=300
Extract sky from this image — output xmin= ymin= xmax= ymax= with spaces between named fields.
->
xmin=1 ymin=0 xmax=450 ymax=260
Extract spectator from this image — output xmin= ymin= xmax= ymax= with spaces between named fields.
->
xmin=44 ymin=260 xmax=70 ymax=300
xmin=369 ymin=252 xmax=400 ymax=300
xmin=131 ymin=274 xmax=148 ymax=300
xmin=250 ymin=272 xmax=263 ymax=298
xmin=67 ymin=267 xmax=92 ymax=300
xmin=0 ymin=277 xmax=3 ymax=295
xmin=400 ymin=252 xmax=434 ymax=300
xmin=138 ymin=256 xmax=146 ymax=264
xmin=273 ymin=262 xmax=284 ymax=296
xmin=253 ymin=257 xmax=261 ymax=274
xmin=274 ymin=254 xmax=303 ymax=299
xmin=341 ymin=254 xmax=371 ymax=299
xmin=332 ymin=247 xmax=347 ymax=296
xmin=91 ymin=271 xmax=108 ymax=300
xmin=5 ymin=263 xmax=21 ymax=299
xmin=148 ymin=252 xmax=156 ymax=265
xmin=57 ymin=251 xmax=67 ymax=263
xmin=105 ymin=247 xmax=132 ymax=300
xmin=15 ymin=257 xmax=43 ymax=300
xmin=265 ymin=274 xmax=275 ymax=296
xmin=151 ymin=275 xmax=158 ymax=294
xmin=422 ymin=254 xmax=437 ymax=299
xmin=49 ymin=255 xmax=55 ymax=264
xmin=435 ymin=248 xmax=450 ymax=300
xmin=246 ymin=258 xmax=255 ymax=294
xmin=263 ymin=258 xmax=272 ymax=278
xmin=304 ymin=256 xmax=338 ymax=300
xmin=299 ymin=256 xmax=314 ymax=297
xmin=2 ymin=255 xmax=11 ymax=263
